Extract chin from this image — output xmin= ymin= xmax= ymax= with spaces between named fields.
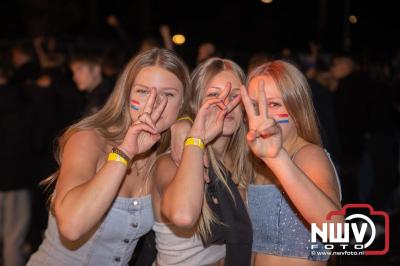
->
xmin=222 ymin=126 xmax=237 ymax=137
xmin=76 ymin=85 xmax=86 ymax=91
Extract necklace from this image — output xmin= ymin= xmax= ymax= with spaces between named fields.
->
xmin=133 ymin=160 xmax=147 ymax=177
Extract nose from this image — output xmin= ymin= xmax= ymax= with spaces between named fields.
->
xmin=156 ymin=94 xmax=162 ymax=105
xmin=223 ymin=95 xmax=230 ymax=105
xmin=154 ymin=93 xmax=166 ymax=109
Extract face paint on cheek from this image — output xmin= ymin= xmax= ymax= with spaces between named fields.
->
xmin=275 ymin=113 xmax=289 ymax=124
xmin=130 ymin=99 xmax=140 ymax=111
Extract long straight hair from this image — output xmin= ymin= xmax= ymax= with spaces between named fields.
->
xmin=189 ymin=57 xmax=253 ymax=240
xmin=247 ymin=60 xmax=322 ymax=146
xmin=42 ymin=48 xmax=191 ymax=198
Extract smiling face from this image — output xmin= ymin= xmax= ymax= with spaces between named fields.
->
xmin=202 ymin=70 xmax=243 ymax=136
xmin=130 ymin=65 xmax=184 ymax=132
xmin=247 ymin=75 xmax=298 ymax=143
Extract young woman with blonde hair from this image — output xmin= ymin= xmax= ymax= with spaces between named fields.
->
xmin=240 ymin=60 xmax=343 ymax=266
xmin=155 ymin=58 xmax=253 ymax=266
xmin=27 ymin=48 xmax=191 ymax=266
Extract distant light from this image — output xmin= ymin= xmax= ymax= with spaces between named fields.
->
xmin=261 ymin=0 xmax=273 ymax=3
xmin=172 ymin=34 xmax=185 ymax=45
xmin=349 ymin=15 xmax=358 ymax=24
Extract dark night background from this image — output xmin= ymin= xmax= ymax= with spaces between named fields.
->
xmin=1 ymin=0 xmax=399 ymax=58
xmin=0 ymin=1 xmax=399 ymax=266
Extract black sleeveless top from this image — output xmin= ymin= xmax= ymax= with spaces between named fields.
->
xmin=202 ymin=165 xmax=253 ymax=266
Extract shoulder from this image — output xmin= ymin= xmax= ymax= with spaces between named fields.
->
xmin=65 ymin=129 xmax=105 ymax=153
xmin=293 ymin=143 xmax=340 ymax=203
xmin=293 ymin=144 xmax=332 ymax=171
xmin=153 ymin=153 xmax=178 ymax=193
xmin=61 ymin=129 xmax=107 ymax=164
xmin=55 ymin=130 xmax=106 ymax=203
xmin=154 ymin=153 xmax=177 ymax=180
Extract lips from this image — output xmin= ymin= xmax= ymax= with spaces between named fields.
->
xmin=225 ymin=115 xmax=235 ymax=121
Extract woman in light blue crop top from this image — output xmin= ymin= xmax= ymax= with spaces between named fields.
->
xmin=27 ymin=48 xmax=191 ymax=266
xmin=240 ymin=60 xmax=344 ymax=266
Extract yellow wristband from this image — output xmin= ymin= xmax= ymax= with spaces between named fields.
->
xmin=177 ymin=116 xmax=194 ymax=123
xmin=184 ymin=137 xmax=205 ymax=150
xmin=108 ymin=152 xmax=128 ymax=166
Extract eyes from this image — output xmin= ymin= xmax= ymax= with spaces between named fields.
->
xmin=268 ymin=101 xmax=282 ymax=108
xmin=205 ymin=90 xmax=239 ymax=100
xmin=136 ymin=88 xmax=150 ymax=95
xmin=206 ymin=92 xmax=219 ymax=97
xmin=135 ymin=88 xmax=176 ymax=98
xmin=163 ymin=92 xmax=175 ymax=97
xmin=251 ymin=100 xmax=283 ymax=111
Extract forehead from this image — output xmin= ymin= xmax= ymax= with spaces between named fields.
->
xmin=70 ymin=61 xmax=92 ymax=69
xmin=207 ymin=70 xmax=242 ymax=89
xmin=134 ymin=66 xmax=183 ymax=90
xmin=248 ymin=75 xmax=281 ymax=99
xmin=332 ymin=57 xmax=351 ymax=66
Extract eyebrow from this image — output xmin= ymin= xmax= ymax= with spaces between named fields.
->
xmin=249 ymin=97 xmax=281 ymax=103
xmin=267 ymin=97 xmax=282 ymax=101
xmin=133 ymin=83 xmax=179 ymax=92
xmin=208 ymin=86 xmax=241 ymax=91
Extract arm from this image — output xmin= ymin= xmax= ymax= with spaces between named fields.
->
xmin=33 ymin=36 xmax=51 ymax=68
xmin=55 ymin=88 xmax=164 ymax=241
xmin=170 ymin=118 xmax=192 ymax=166
xmin=160 ymin=24 xmax=174 ymax=51
xmin=54 ymin=130 xmax=128 ymax=241
xmin=240 ymin=83 xmax=343 ymax=230
xmin=106 ymin=15 xmax=136 ymax=53
xmin=162 ymin=82 xmax=241 ymax=228
xmin=162 ymin=141 xmax=205 ymax=228
xmin=263 ymin=145 xmax=343 ymax=227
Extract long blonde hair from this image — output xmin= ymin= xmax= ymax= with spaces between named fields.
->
xmin=189 ymin=57 xmax=253 ymax=240
xmin=247 ymin=60 xmax=322 ymax=146
xmin=43 ymin=48 xmax=190 ymax=192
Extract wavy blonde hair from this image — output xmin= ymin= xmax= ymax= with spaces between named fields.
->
xmin=43 ymin=48 xmax=191 ymax=195
xmin=247 ymin=60 xmax=322 ymax=146
xmin=189 ymin=57 xmax=253 ymax=240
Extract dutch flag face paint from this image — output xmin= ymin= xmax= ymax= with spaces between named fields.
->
xmin=275 ymin=113 xmax=289 ymax=124
xmin=130 ymin=99 xmax=140 ymax=111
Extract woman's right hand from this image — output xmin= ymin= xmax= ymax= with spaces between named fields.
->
xmin=188 ymin=82 xmax=241 ymax=145
xmin=119 ymin=88 xmax=168 ymax=159
xmin=240 ymin=80 xmax=283 ymax=160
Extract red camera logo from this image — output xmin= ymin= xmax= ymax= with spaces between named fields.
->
xmin=311 ymin=204 xmax=389 ymax=255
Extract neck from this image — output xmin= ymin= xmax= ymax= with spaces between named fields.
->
xmin=131 ymin=148 xmax=157 ymax=178
xmin=87 ymin=76 xmax=103 ymax=92
xmin=211 ymin=135 xmax=230 ymax=159
xmin=283 ymin=132 xmax=300 ymax=156
xmin=133 ymin=148 xmax=156 ymax=164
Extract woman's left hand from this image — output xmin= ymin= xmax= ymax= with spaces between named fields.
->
xmin=240 ymin=80 xmax=283 ymax=160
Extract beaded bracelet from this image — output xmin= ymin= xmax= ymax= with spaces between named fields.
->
xmin=111 ymin=147 xmax=131 ymax=162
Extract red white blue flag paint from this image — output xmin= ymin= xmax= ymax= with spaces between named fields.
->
xmin=130 ymin=99 xmax=140 ymax=110
xmin=275 ymin=113 xmax=289 ymax=124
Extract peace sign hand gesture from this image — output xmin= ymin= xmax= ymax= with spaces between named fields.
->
xmin=240 ymin=80 xmax=283 ymax=160
xmin=119 ymin=88 xmax=168 ymax=159
xmin=189 ymin=82 xmax=241 ymax=145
